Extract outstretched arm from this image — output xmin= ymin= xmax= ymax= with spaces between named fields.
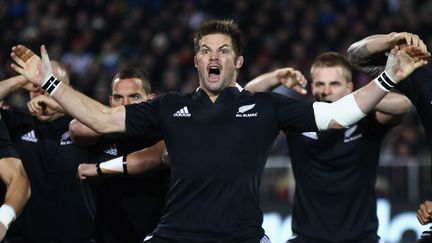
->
xmin=320 ymin=45 xmax=427 ymax=130
xmin=0 ymin=157 xmax=30 ymax=240
xmin=69 ymin=119 xmax=101 ymax=146
xmin=244 ymin=67 xmax=307 ymax=94
xmin=11 ymin=45 xmax=125 ymax=134
xmin=0 ymin=75 xmax=38 ymax=102
xmin=77 ymin=140 xmax=168 ymax=180
xmin=347 ymin=32 xmax=430 ymax=77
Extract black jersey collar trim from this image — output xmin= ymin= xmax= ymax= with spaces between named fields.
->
xmin=194 ymin=83 xmax=243 ymax=103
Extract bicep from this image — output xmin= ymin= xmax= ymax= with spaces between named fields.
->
xmin=0 ymin=158 xmax=22 ymax=186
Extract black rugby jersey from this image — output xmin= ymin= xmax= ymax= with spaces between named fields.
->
xmin=1 ymin=110 xmax=94 ymax=243
xmin=396 ymin=66 xmax=432 ymax=156
xmin=0 ymin=119 xmax=19 ymax=159
xmin=125 ymin=86 xmax=318 ymax=242
xmin=286 ymin=113 xmax=391 ymax=242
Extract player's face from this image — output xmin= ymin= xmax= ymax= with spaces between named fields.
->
xmin=311 ymin=66 xmax=353 ymax=103
xmin=194 ymin=34 xmax=243 ymax=98
xmin=109 ymin=78 xmax=150 ymax=107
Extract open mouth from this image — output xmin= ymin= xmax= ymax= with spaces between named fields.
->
xmin=208 ymin=66 xmax=221 ymax=82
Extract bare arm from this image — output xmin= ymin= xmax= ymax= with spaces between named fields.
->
xmin=324 ymin=46 xmax=427 ymax=129
xmin=347 ymin=32 xmax=430 ymax=77
xmin=374 ymin=92 xmax=411 ymax=125
xmin=0 ymin=75 xmax=37 ymax=101
xmin=244 ymin=67 xmax=307 ymax=94
xmin=0 ymin=157 xmax=30 ymax=240
xmin=124 ymin=140 xmax=168 ymax=173
xmin=69 ymin=119 xmax=101 ymax=146
xmin=0 ymin=157 xmax=30 ymax=214
xmin=77 ymin=140 xmax=167 ymax=180
xmin=10 ymin=45 xmax=125 ymax=134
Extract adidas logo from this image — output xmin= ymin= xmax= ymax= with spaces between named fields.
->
xmin=173 ymin=106 xmax=191 ymax=117
xmin=60 ymin=132 xmax=73 ymax=145
xmin=236 ymin=104 xmax=257 ymax=117
xmin=21 ymin=130 xmax=38 ymax=143
xmin=103 ymin=144 xmax=118 ymax=156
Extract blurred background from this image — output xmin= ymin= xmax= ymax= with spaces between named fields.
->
xmin=0 ymin=0 xmax=431 ymax=242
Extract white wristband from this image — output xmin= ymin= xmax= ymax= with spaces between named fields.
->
xmin=0 ymin=204 xmax=16 ymax=228
xmin=99 ymin=156 xmax=127 ymax=174
xmin=41 ymin=75 xmax=62 ymax=96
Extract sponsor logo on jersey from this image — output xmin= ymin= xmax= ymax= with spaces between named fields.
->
xmin=173 ymin=106 xmax=191 ymax=117
xmin=236 ymin=104 xmax=258 ymax=117
xmin=60 ymin=132 xmax=73 ymax=145
xmin=302 ymin=132 xmax=318 ymax=140
xmin=21 ymin=130 xmax=38 ymax=143
xmin=103 ymin=144 xmax=118 ymax=156
xmin=343 ymin=125 xmax=362 ymax=142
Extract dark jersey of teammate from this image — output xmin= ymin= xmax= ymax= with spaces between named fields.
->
xmin=285 ymin=113 xmax=391 ymax=243
xmin=396 ymin=66 xmax=432 ymax=157
xmin=88 ymin=132 xmax=169 ymax=243
xmin=1 ymin=109 xmax=94 ymax=243
xmin=125 ymin=86 xmax=318 ymax=242
xmin=0 ymin=119 xmax=20 ymax=205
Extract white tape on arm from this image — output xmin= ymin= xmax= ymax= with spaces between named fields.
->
xmin=0 ymin=204 xmax=16 ymax=228
xmin=99 ymin=156 xmax=126 ymax=174
xmin=313 ymin=93 xmax=366 ymax=130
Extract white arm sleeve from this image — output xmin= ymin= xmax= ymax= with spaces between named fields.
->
xmin=313 ymin=93 xmax=366 ymax=131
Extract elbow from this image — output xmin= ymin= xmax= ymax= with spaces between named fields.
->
xmin=68 ymin=119 xmax=80 ymax=143
xmin=400 ymin=96 xmax=413 ymax=114
xmin=18 ymin=162 xmax=31 ymax=201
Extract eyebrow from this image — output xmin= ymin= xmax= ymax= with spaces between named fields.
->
xmin=200 ymin=44 xmax=231 ymax=50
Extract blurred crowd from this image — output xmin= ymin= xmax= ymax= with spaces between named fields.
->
xmin=0 ymin=0 xmax=430 ymax=159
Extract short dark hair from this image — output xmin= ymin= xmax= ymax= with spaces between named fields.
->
xmin=193 ymin=19 xmax=244 ymax=57
xmin=112 ymin=68 xmax=151 ymax=94
xmin=310 ymin=52 xmax=352 ymax=83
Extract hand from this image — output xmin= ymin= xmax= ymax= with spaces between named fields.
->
xmin=418 ymin=201 xmax=432 ymax=225
xmin=275 ymin=68 xmax=307 ymax=95
xmin=384 ymin=45 xmax=428 ymax=82
xmin=11 ymin=45 xmax=53 ymax=86
xmin=403 ymin=45 xmax=431 ymax=60
xmin=0 ymin=221 xmax=6 ymax=241
xmin=77 ymin=163 xmax=98 ymax=180
xmin=389 ymin=32 xmax=428 ymax=53
xmin=27 ymin=95 xmax=64 ymax=117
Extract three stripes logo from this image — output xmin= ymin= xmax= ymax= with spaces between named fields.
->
xmin=21 ymin=130 xmax=38 ymax=143
xmin=173 ymin=106 xmax=191 ymax=117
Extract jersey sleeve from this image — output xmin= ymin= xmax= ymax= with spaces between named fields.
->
xmin=395 ymin=66 xmax=432 ymax=105
xmin=124 ymin=94 xmax=163 ymax=137
xmin=271 ymin=92 xmax=318 ymax=132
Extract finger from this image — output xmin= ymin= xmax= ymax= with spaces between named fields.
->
xmin=404 ymin=34 xmax=413 ymax=46
xmin=40 ymin=45 xmax=53 ymax=75
xmin=10 ymin=53 xmax=26 ymax=68
xmin=411 ymin=34 xmax=420 ymax=47
xmin=419 ymin=39 xmax=428 ymax=52
xmin=292 ymin=86 xmax=307 ymax=95
xmin=21 ymin=47 xmax=36 ymax=62
xmin=10 ymin=63 xmax=24 ymax=75
xmin=418 ymin=214 xmax=427 ymax=225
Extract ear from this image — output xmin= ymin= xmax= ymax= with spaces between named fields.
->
xmin=347 ymin=81 xmax=354 ymax=92
xmin=148 ymin=93 xmax=156 ymax=99
xmin=235 ymin=56 xmax=244 ymax=69
xmin=194 ymin=55 xmax=198 ymax=68
xmin=108 ymin=95 xmax=113 ymax=106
